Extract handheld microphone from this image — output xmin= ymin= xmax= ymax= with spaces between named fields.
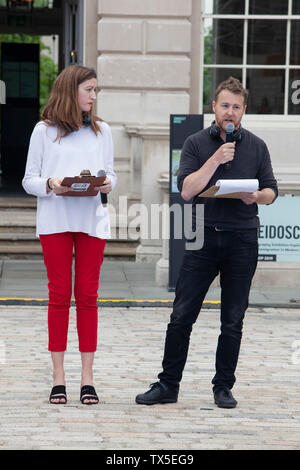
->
xmin=97 ymin=170 xmax=107 ymax=206
xmin=225 ymin=122 xmax=235 ymax=142
xmin=224 ymin=122 xmax=235 ymax=169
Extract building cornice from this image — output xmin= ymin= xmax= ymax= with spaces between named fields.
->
xmin=125 ymin=125 xmax=169 ymax=139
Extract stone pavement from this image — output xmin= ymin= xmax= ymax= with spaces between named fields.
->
xmin=1 ymin=303 xmax=300 ymax=450
xmin=1 ymin=259 xmax=300 ymax=307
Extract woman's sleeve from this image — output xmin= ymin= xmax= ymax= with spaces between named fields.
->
xmin=22 ymin=124 xmax=51 ymax=198
xmin=103 ymin=123 xmax=117 ymax=190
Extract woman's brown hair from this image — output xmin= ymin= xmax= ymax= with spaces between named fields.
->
xmin=41 ymin=65 xmax=102 ymax=139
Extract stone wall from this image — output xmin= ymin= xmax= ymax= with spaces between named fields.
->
xmin=83 ymin=1 xmax=300 ymax=287
xmin=96 ymin=0 xmax=192 ymax=256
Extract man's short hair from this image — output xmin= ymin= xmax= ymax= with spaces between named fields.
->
xmin=215 ymin=77 xmax=249 ymax=105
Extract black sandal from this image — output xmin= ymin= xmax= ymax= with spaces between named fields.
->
xmin=80 ymin=385 xmax=99 ymax=405
xmin=49 ymin=385 xmax=67 ymax=404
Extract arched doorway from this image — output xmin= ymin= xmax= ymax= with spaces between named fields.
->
xmin=0 ymin=0 xmax=84 ymax=195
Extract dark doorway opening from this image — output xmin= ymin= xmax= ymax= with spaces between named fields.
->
xmin=0 ymin=0 xmax=84 ymax=196
xmin=1 ymin=42 xmax=40 ymax=190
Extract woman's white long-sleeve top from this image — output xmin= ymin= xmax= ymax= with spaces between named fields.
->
xmin=22 ymin=120 xmax=117 ymax=240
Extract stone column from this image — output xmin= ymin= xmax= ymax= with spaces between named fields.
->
xmin=129 ymin=127 xmax=170 ymax=263
xmin=155 ymin=172 xmax=170 ymax=286
xmin=84 ymin=0 xmax=98 ymax=70
xmin=97 ymin=0 xmax=192 ymax=260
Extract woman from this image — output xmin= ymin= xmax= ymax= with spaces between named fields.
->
xmin=22 ymin=65 xmax=117 ymax=405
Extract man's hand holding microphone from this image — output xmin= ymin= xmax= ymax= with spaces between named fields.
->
xmin=213 ymin=141 xmax=236 ymax=167
xmin=213 ymin=122 xmax=236 ymax=169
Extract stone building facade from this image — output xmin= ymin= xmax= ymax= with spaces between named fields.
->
xmin=84 ymin=0 xmax=300 ymax=287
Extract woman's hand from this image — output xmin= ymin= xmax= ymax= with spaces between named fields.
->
xmin=94 ymin=178 xmax=112 ymax=194
xmin=47 ymin=178 xmax=72 ymax=195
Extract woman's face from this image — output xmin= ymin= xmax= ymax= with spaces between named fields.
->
xmin=78 ymin=78 xmax=97 ymax=112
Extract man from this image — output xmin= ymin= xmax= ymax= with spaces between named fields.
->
xmin=136 ymin=77 xmax=278 ymax=408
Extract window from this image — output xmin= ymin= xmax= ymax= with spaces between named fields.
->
xmin=202 ymin=0 xmax=300 ymax=115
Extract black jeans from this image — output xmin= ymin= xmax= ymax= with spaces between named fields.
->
xmin=158 ymin=226 xmax=258 ymax=391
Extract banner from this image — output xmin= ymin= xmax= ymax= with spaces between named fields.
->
xmin=258 ymin=196 xmax=300 ymax=262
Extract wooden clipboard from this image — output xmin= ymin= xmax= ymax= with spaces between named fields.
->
xmin=57 ymin=175 xmax=106 ymax=197
xmin=198 ymin=185 xmax=242 ymax=199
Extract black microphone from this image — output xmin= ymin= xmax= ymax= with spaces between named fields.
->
xmin=224 ymin=122 xmax=235 ymax=169
xmin=97 ymin=170 xmax=107 ymax=206
xmin=226 ymin=122 xmax=235 ymax=142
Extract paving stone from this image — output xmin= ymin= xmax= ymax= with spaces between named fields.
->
xmin=1 ymin=306 xmax=300 ymax=449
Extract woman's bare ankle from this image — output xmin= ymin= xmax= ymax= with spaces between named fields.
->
xmin=53 ymin=369 xmax=65 ymax=386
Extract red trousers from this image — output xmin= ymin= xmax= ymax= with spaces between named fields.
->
xmin=40 ymin=232 xmax=106 ymax=352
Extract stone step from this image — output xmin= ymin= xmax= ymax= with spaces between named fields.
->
xmin=0 ymin=210 xmax=36 ymax=227
xmin=0 ymin=226 xmax=36 ymax=234
xmin=0 ymin=197 xmax=138 ymax=259
xmin=0 ymin=239 xmax=138 ymax=259
xmin=0 ymin=209 xmax=133 ymax=229
xmin=0 ymin=234 xmax=135 ymax=245
xmin=0 ymin=197 xmax=37 ymax=209
xmin=0 ymin=233 xmax=37 ymax=240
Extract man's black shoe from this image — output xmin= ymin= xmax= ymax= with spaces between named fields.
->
xmin=214 ymin=388 xmax=237 ymax=408
xmin=135 ymin=382 xmax=178 ymax=405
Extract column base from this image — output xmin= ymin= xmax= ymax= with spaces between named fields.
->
xmin=135 ymin=244 xmax=162 ymax=263
xmin=155 ymin=257 xmax=169 ymax=287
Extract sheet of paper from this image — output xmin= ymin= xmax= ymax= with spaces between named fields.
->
xmin=215 ymin=179 xmax=259 ymax=196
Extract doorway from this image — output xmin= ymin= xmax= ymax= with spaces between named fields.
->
xmin=0 ymin=0 xmax=84 ymax=195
